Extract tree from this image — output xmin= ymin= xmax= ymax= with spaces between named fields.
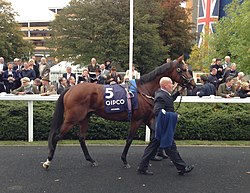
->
xmin=0 ymin=0 xmax=33 ymax=61
xmin=158 ymin=0 xmax=196 ymax=59
xmin=208 ymin=0 xmax=250 ymax=73
xmin=47 ymin=0 xmax=168 ymax=73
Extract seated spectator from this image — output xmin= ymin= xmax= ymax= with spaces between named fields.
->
xmin=92 ymin=69 xmax=106 ymax=84
xmin=12 ymin=77 xmax=39 ymax=95
xmin=33 ymin=78 xmax=42 ymax=92
xmin=237 ymin=82 xmax=250 ymax=98
xmin=221 ymin=63 xmax=238 ymax=83
xmin=40 ymin=77 xmax=57 ymax=96
xmin=63 ymin=66 xmax=76 ymax=80
xmin=3 ymin=62 xmax=18 ymax=93
xmin=125 ymin=64 xmax=140 ymax=79
xmin=57 ymin=77 xmax=68 ymax=94
xmin=196 ymin=75 xmax=216 ymax=97
xmin=207 ymin=68 xmax=219 ymax=89
xmin=20 ymin=62 xmax=36 ymax=80
xmin=106 ymin=67 xmax=122 ymax=84
xmin=222 ymin=56 xmax=231 ymax=70
xmin=78 ymin=69 xmax=91 ymax=84
xmin=68 ymin=76 xmax=76 ymax=87
xmin=233 ymin=72 xmax=245 ymax=83
xmin=100 ymin=64 xmax=109 ymax=80
xmin=217 ymin=77 xmax=236 ymax=98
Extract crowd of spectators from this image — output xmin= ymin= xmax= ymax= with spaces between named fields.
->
xmin=0 ymin=56 xmax=140 ymax=95
xmin=190 ymin=56 xmax=250 ymax=98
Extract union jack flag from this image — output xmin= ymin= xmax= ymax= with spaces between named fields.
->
xmin=197 ymin=0 xmax=220 ymax=46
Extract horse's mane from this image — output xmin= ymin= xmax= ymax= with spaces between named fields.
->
xmin=139 ymin=62 xmax=174 ymax=84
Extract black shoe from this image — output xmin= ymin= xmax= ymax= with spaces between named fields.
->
xmin=137 ymin=168 xmax=154 ymax=175
xmin=157 ymin=152 xmax=168 ymax=159
xmin=150 ymin=155 xmax=163 ymax=161
xmin=177 ymin=165 xmax=194 ymax=175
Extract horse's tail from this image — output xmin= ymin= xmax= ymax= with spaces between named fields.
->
xmin=48 ymin=88 xmax=69 ymax=151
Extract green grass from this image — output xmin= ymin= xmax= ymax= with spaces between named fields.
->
xmin=0 ymin=140 xmax=250 ymax=146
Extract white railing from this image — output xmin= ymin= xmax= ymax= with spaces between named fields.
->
xmin=1 ymin=94 xmax=250 ymax=142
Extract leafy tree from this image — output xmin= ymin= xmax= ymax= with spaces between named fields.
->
xmin=0 ymin=0 xmax=33 ymax=61
xmin=158 ymin=0 xmax=196 ymax=59
xmin=47 ymin=0 xmax=168 ymax=73
xmin=208 ymin=0 xmax=250 ymax=73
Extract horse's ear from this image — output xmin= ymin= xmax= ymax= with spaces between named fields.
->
xmin=177 ymin=55 xmax=184 ymax=63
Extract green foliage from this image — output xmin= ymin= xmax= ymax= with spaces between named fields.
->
xmin=47 ymin=0 xmax=194 ymax=73
xmin=0 ymin=0 xmax=33 ymax=61
xmin=0 ymin=101 xmax=249 ymax=141
xmin=208 ymin=0 xmax=250 ymax=73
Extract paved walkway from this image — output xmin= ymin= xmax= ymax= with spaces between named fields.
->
xmin=0 ymin=145 xmax=250 ymax=193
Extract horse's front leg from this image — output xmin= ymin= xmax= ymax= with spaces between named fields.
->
xmin=121 ymin=120 xmax=142 ymax=168
xmin=79 ymin=118 xmax=98 ymax=167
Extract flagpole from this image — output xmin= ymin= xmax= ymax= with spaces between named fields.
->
xmin=129 ymin=0 xmax=133 ymax=80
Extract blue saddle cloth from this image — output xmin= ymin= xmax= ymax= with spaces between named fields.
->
xmin=155 ymin=110 xmax=178 ymax=148
xmin=103 ymin=83 xmax=138 ymax=114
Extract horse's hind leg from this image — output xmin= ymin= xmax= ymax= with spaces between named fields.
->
xmin=43 ymin=121 xmax=74 ymax=169
xmin=79 ymin=117 xmax=98 ymax=166
xmin=121 ymin=120 xmax=142 ymax=168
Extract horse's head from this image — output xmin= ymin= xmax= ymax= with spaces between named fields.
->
xmin=172 ymin=56 xmax=196 ymax=89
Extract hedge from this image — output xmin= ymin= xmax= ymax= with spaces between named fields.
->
xmin=0 ymin=101 xmax=249 ymax=141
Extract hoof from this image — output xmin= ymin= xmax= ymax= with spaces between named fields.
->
xmin=42 ymin=162 xmax=50 ymax=169
xmin=123 ymin=163 xmax=131 ymax=169
xmin=91 ymin=162 xmax=98 ymax=167
xmin=42 ymin=159 xmax=51 ymax=170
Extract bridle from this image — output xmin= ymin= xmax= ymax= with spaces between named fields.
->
xmin=176 ymin=60 xmax=194 ymax=88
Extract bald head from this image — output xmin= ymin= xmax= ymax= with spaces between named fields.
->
xmin=160 ymin=77 xmax=173 ymax=93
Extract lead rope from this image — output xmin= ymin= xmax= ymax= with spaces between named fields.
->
xmin=172 ymin=83 xmax=183 ymax=112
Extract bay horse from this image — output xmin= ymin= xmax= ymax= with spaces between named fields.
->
xmin=42 ymin=57 xmax=195 ymax=169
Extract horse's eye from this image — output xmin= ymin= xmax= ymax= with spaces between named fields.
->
xmin=176 ymin=68 xmax=181 ymax=72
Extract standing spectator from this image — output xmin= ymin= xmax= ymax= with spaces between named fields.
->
xmin=88 ymin=58 xmax=99 ymax=78
xmin=92 ymin=69 xmax=106 ymax=84
xmin=40 ymin=77 xmax=57 ymax=96
xmin=106 ymin=67 xmax=122 ymax=84
xmin=3 ymin=63 xmax=18 ymax=93
xmin=31 ymin=55 xmax=39 ymax=67
xmin=0 ymin=57 xmax=8 ymax=83
xmin=63 ymin=66 xmax=76 ymax=80
xmin=217 ymin=77 xmax=236 ymax=98
xmin=222 ymin=56 xmax=231 ymax=70
xmin=12 ymin=77 xmax=39 ymax=95
xmin=208 ymin=68 xmax=219 ymax=89
xmin=137 ymin=77 xmax=194 ymax=175
xmin=13 ymin=58 xmax=23 ymax=89
xmin=39 ymin=57 xmax=50 ymax=79
xmin=57 ymin=77 xmax=68 ymax=94
xmin=78 ymin=69 xmax=91 ymax=84
xmin=104 ymin=60 xmax=112 ymax=71
xmin=20 ymin=62 xmax=36 ymax=81
xmin=196 ymin=75 xmax=216 ymax=97
xmin=210 ymin=58 xmax=223 ymax=80
xmin=125 ymin=64 xmax=140 ymax=79
xmin=28 ymin=59 xmax=40 ymax=78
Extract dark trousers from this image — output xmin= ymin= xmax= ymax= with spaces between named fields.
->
xmin=138 ymin=138 xmax=186 ymax=171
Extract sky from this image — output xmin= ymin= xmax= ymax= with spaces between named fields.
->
xmin=7 ymin=0 xmax=71 ymax=21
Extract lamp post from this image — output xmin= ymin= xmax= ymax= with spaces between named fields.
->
xmin=129 ymin=0 xmax=134 ymax=80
